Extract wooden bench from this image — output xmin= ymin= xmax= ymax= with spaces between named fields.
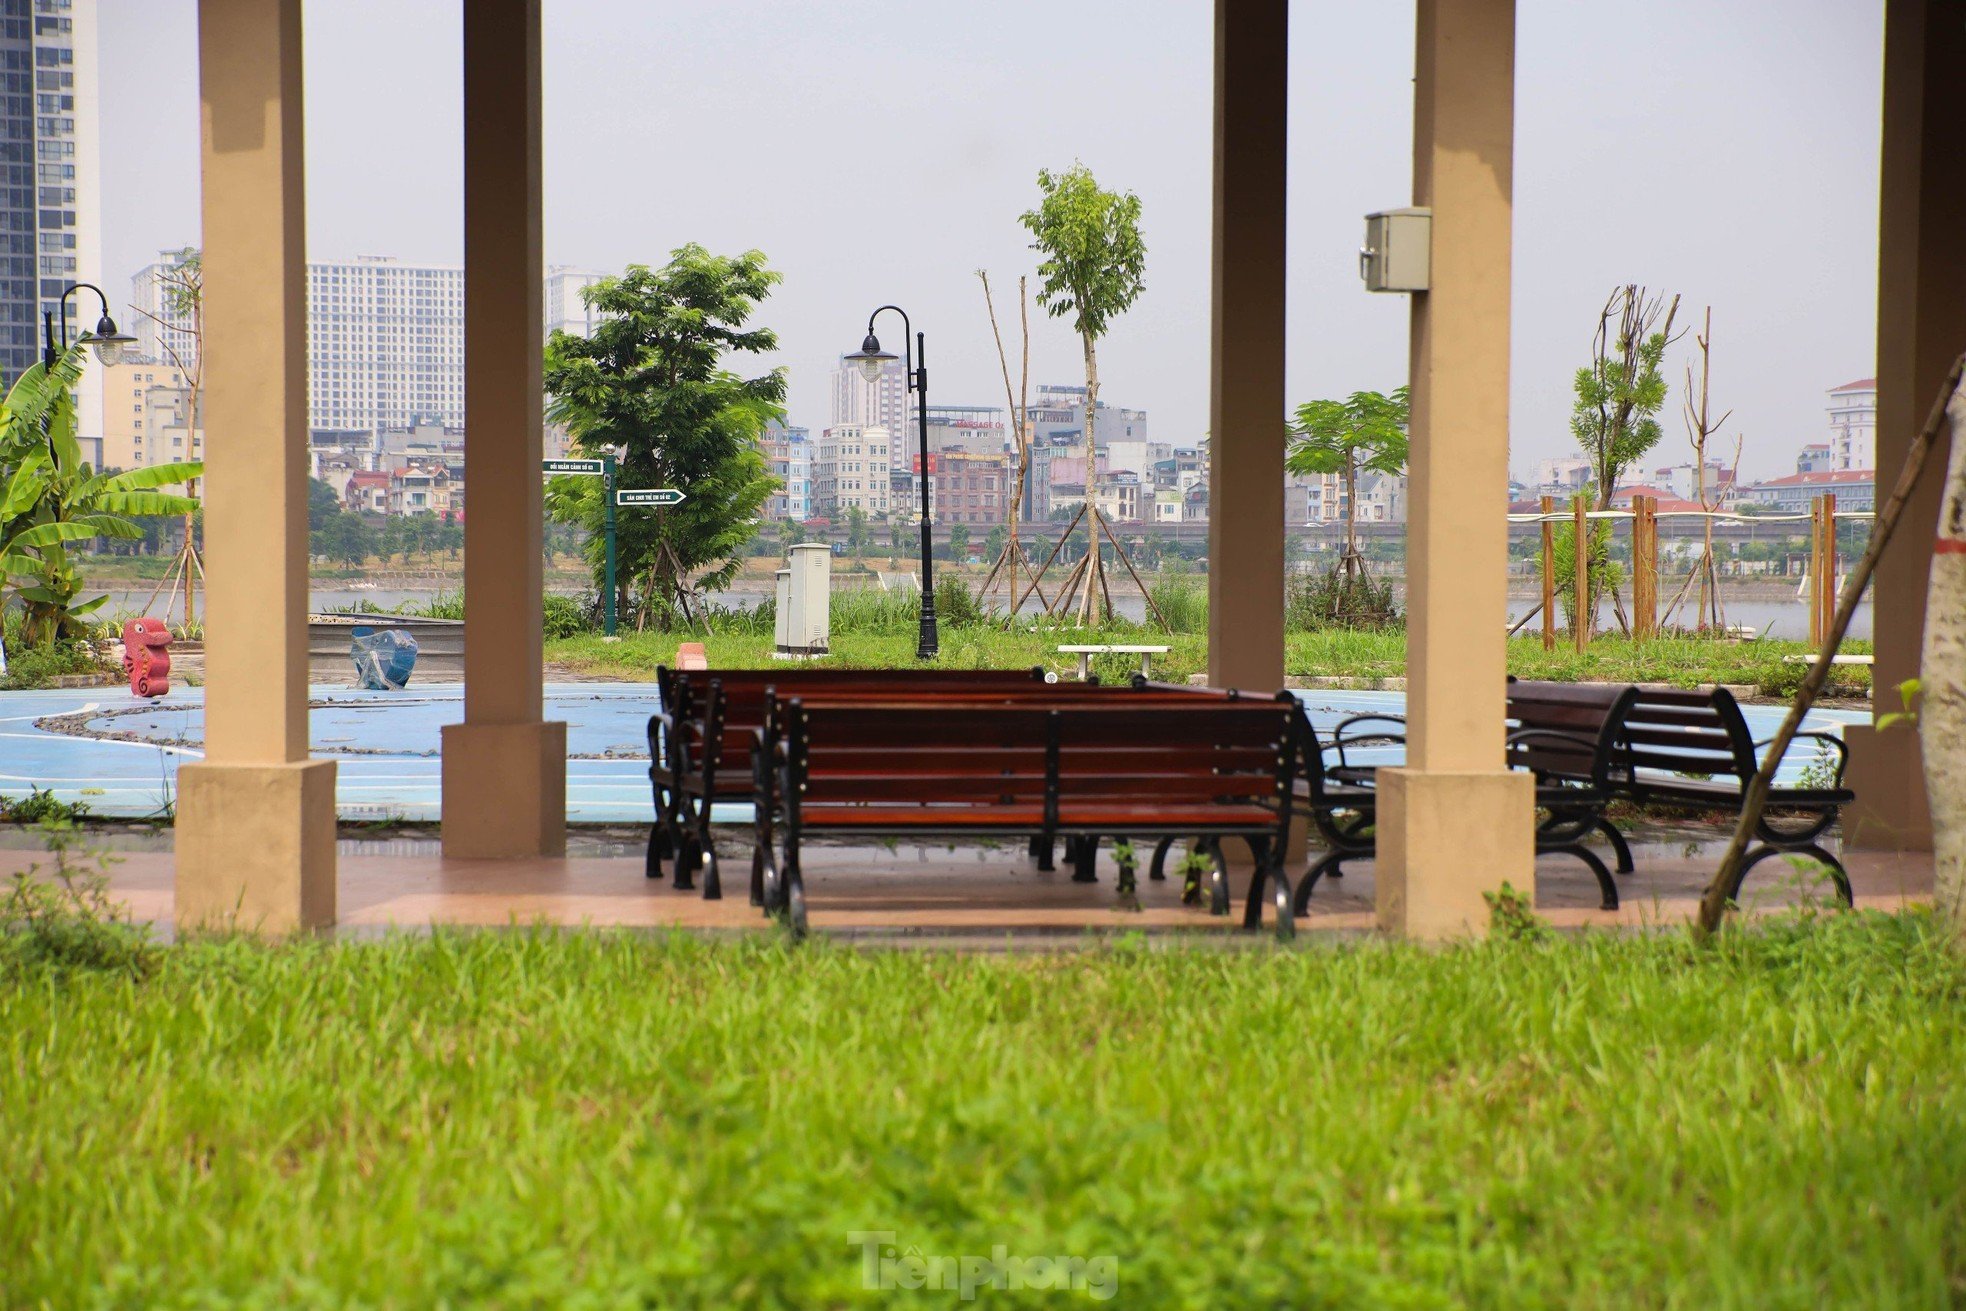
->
xmin=1612 ymin=686 xmax=1855 ymax=905
xmin=1057 ymin=644 xmax=1171 ymax=681
xmin=646 ymin=666 xmax=1053 ymax=891
xmin=752 ymin=697 xmax=1301 ymax=940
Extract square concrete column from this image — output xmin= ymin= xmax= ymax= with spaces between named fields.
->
xmin=1377 ymin=0 xmax=1533 ymax=940
xmin=441 ymin=0 xmax=567 ymax=858
xmin=1843 ymin=0 xmax=1966 ymax=852
xmin=1206 ymin=0 xmax=1288 ymax=693
xmin=174 ymin=0 xmax=335 ymax=934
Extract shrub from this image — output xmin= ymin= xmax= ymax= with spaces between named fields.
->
xmin=1287 ymin=569 xmax=1402 ymax=632
xmin=1149 ymin=579 xmax=1207 ymax=634
xmin=542 ymin=593 xmax=591 ymax=640
xmin=0 ymin=819 xmax=154 ymax=979
xmin=0 ymin=787 xmax=91 ymax=825
xmin=934 ymin=572 xmax=984 ymax=629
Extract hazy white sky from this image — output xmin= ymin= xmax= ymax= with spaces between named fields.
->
xmin=101 ymin=0 xmax=1883 ymax=480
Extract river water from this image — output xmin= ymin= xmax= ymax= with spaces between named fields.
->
xmin=99 ymin=582 xmax=1873 ymax=643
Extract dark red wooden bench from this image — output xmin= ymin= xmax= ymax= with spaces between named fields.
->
xmin=646 ymin=665 xmax=1052 ymax=888
xmin=752 ymin=697 xmax=1301 ymax=940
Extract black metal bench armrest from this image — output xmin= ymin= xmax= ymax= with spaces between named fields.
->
xmin=1327 ymin=714 xmax=1408 ymax=770
xmin=1754 ymin=731 xmax=1849 ymax=786
xmin=1505 ymin=727 xmax=1599 ymax=752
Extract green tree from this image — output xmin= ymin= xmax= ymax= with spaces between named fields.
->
xmin=0 ymin=348 xmax=201 ymax=645
xmin=543 ymin=246 xmax=783 ymax=628
xmin=1021 ymin=163 xmax=1146 ymax=625
xmin=1286 ymin=387 xmax=1410 ymax=580
xmin=307 ymin=477 xmax=342 ymax=532
xmin=984 ymin=523 xmax=1010 ymax=567
xmin=946 ymin=522 xmax=970 ymax=562
xmin=1570 ymin=285 xmax=1679 ymax=635
xmin=845 ymin=505 xmax=870 ymax=560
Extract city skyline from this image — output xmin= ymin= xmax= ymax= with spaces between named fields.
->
xmin=101 ymin=0 xmax=1881 ymax=480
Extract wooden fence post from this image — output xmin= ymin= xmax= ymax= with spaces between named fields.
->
xmin=1808 ymin=494 xmax=1826 ymax=647
xmin=1540 ymin=494 xmax=1555 ymax=651
xmin=1573 ymin=493 xmax=1590 ymax=653
xmin=1820 ymin=492 xmax=1836 ymax=649
xmin=1633 ymin=494 xmax=1657 ymax=643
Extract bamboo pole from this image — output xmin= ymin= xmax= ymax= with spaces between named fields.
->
xmin=1540 ymin=495 xmax=1555 ymax=651
xmin=1808 ymin=495 xmax=1826 ymax=647
xmin=1573 ymin=493 xmax=1589 ymax=653
xmin=1699 ymin=352 xmax=1966 ymax=935
xmin=1821 ymin=492 xmax=1837 ymax=648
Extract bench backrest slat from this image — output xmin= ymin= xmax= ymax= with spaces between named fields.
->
xmin=1504 ymin=681 xmax=1635 ymax=785
xmin=1614 ymin=686 xmax=1758 ymax=782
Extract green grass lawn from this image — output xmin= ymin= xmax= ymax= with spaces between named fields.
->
xmin=3 ymin=914 xmax=1960 ymax=1307
xmin=546 ymin=626 xmax=1872 ymax=698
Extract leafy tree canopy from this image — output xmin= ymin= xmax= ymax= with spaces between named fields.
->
xmin=1286 ymin=388 xmax=1410 ymax=479
xmin=1019 ymin=163 xmax=1146 ymax=345
xmin=543 ymin=245 xmax=785 ymax=624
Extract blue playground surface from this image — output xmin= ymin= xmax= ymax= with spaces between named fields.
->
xmin=0 ymin=682 xmax=1871 ymax=824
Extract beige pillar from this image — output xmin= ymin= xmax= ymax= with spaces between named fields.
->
xmin=1206 ymin=0 xmax=1287 ymax=693
xmin=174 ymin=0 xmax=335 ymax=934
xmin=1377 ymin=0 xmax=1533 ymax=940
xmin=441 ymin=0 xmax=567 ymax=858
xmin=1843 ymin=0 xmax=1965 ymax=852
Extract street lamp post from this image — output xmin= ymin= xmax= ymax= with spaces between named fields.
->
xmin=846 ymin=305 xmax=937 ymax=659
xmin=38 ymin=283 xmax=138 ymax=464
xmin=42 ymin=282 xmax=138 ymax=371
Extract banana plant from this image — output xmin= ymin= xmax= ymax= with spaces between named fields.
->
xmin=0 ymin=345 xmax=202 ymax=646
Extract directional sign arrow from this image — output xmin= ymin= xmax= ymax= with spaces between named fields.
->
xmin=616 ymin=488 xmax=686 ymax=507
xmin=541 ymin=458 xmax=607 ymax=476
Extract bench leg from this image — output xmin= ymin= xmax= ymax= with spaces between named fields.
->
xmin=1207 ymin=838 xmax=1231 ymax=916
xmin=750 ymin=844 xmax=766 ymax=908
xmin=1071 ymin=835 xmax=1100 ymax=883
xmin=1593 ymin=818 xmax=1635 ymax=874
xmin=1540 ymin=841 xmax=1618 ymax=911
xmin=1240 ymin=860 xmax=1295 ymax=941
xmin=1148 ymin=836 xmax=1176 ymax=881
xmin=700 ymin=846 xmax=722 ymax=901
xmin=1732 ymin=843 xmax=1854 ymax=907
xmin=1294 ymin=850 xmax=1349 ymax=915
xmin=645 ymin=819 xmax=669 ymax=880
xmin=779 ymin=850 xmax=808 ymax=940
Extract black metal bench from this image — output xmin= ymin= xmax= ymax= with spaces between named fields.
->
xmin=1291 ymin=682 xmax=1638 ymax=910
xmin=753 ymin=697 xmax=1302 ymax=940
xmin=1611 ymin=686 xmax=1855 ymax=905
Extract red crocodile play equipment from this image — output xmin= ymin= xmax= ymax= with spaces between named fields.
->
xmin=121 ymin=617 xmax=172 ymax=698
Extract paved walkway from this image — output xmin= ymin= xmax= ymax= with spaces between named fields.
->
xmin=0 ymin=827 xmax=1929 ymax=941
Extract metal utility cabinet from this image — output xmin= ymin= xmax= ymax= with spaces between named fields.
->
xmin=775 ymin=542 xmax=831 ymax=657
xmin=1359 ymin=207 xmax=1432 ymax=293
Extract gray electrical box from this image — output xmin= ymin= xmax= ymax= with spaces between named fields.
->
xmin=1360 ymin=207 xmax=1432 ymax=293
xmin=774 ymin=543 xmax=831 ymax=658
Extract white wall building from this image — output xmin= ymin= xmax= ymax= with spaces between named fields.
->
xmin=811 ymin=423 xmax=891 ymax=518
xmin=1827 ymin=377 xmax=1876 ymax=471
xmin=544 ymin=264 xmax=609 ymax=340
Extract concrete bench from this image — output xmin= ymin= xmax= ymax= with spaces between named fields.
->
xmin=1056 ymin=644 xmax=1172 ymax=681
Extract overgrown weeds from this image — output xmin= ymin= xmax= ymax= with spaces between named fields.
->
xmin=0 ymin=819 xmax=154 ymax=979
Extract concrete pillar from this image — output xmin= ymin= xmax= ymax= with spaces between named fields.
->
xmin=174 ymin=0 xmax=335 ymax=934
xmin=1376 ymin=0 xmax=1533 ymax=940
xmin=1206 ymin=0 xmax=1287 ymax=693
xmin=1843 ymin=0 xmax=1966 ymax=852
xmin=441 ymin=0 xmax=567 ymax=858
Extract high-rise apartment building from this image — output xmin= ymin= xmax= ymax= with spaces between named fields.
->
xmin=0 ymin=1 xmax=101 ymax=434
xmin=830 ymin=355 xmax=909 ymax=467
xmin=545 ymin=265 xmax=609 ymax=340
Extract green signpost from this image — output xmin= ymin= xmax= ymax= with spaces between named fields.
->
xmin=542 ymin=455 xmax=618 ymax=636
xmin=542 ymin=462 xmax=689 ymax=638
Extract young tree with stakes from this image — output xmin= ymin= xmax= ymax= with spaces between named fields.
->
xmin=1286 ymin=388 xmax=1410 ymax=593
xmin=1570 ymin=284 xmax=1681 ymax=637
xmin=1015 ymin=164 xmax=1163 ymax=629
